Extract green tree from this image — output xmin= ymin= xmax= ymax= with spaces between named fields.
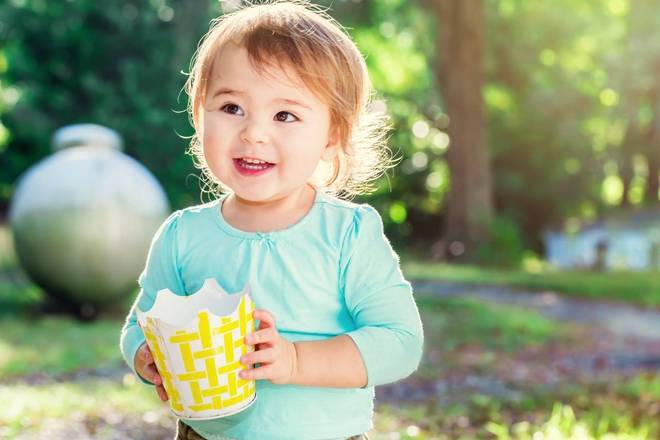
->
xmin=433 ymin=0 xmax=494 ymax=261
xmin=3 ymin=0 xmax=656 ymax=261
xmin=0 ymin=0 xmax=212 ymax=213
xmin=616 ymin=0 xmax=660 ymax=206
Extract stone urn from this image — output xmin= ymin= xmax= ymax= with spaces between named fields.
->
xmin=9 ymin=123 xmax=170 ymax=318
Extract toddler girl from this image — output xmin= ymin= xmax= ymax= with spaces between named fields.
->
xmin=120 ymin=1 xmax=424 ymax=439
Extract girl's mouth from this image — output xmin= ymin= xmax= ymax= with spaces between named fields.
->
xmin=233 ymin=158 xmax=276 ymax=176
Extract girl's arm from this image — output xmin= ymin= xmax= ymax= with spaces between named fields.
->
xmin=339 ymin=205 xmax=425 ymax=388
xmin=120 ymin=211 xmax=186 ymax=384
xmin=240 ymin=205 xmax=423 ymax=388
xmin=292 ymin=335 xmax=367 ymax=387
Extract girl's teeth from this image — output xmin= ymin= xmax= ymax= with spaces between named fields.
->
xmin=238 ymin=158 xmax=272 ymax=170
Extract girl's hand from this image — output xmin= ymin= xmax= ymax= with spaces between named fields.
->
xmin=239 ymin=309 xmax=298 ymax=385
xmin=134 ymin=342 xmax=169 ymax=402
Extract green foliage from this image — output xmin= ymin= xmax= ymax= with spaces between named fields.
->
xmin=347 ymin=0 xmax=442 ymax=249
xmin=1 ymin=0 xmax=658 ymax=256
xmin=484 ymin=0 xmax=629 ymax=250
xmin=474 ymin=215 xmax=525 ymax=268
xmin=487 ymin=402 xmax=654 ymax=440
xmin=0 ymin=225 xmax=44 ymax=314
xmin=0 ymin=0 xmax=213 ymax=212
xmin=375 ymin=376 xmax=660 ymax=439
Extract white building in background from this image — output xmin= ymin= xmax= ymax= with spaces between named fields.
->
xmin=544 ymin=210 xmax=660 ymax=271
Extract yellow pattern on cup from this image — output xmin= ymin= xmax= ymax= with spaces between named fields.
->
xmin=140 ymin=290 xmax=256 ymax=418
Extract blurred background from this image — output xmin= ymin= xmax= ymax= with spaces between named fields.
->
xmin=0 ymin=0 xmax=659 ymax=439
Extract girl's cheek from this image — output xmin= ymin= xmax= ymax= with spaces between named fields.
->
xmin=202 ymin=120 xmax=222 ymax=146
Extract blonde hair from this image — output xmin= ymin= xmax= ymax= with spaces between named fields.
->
xmin=184 ymin=0 xmax=396 ymax=199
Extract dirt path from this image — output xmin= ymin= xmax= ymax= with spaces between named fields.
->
xmin=375 ymin=281 xmax=660 ymax=406
xmin=412 ymin=280 xmax=660 ymax=340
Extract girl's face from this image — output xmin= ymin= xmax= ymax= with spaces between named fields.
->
xmin=201 ymin=43 xmax=339 ymax=204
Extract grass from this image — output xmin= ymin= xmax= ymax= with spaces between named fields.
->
xmin=402 ymin=259 xmax=660 ymax=307
xmin=1 ymin=378 xmax=162 ymax=422
xmin=0 ymin=291 xmax=656 ymax=438
xmin=0 ymin=377 xmax=170 ymax=438
xmin=374 ymin=295 xmax=660 ymax=438
xmin=0 ymin=316 xmax=125 ymax=378
xmin=0 ymin=292 xmax=558 ymax=382
xmin=0 ymin=224 xmax=131 ymax=379
xmin=374 ymin=374 xmax=660 ymax=439
xmin=1 ymin=223 xmax=659 ymax=438
xmin=3 ymin=373 xmax=657 ymax=440
xmin=416 ymin=294 xmax=564 ymax=353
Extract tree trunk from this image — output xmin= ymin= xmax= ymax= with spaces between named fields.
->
xmin=618 ymin=122 xmax=638 ymax=207
xmin=624 ymin=0 xmax=660 ymax=205
xmin=646 ymin=134 xmax=660 ymax=204
xmin=647 ymin=153 xmax=660 ymax=203
xmin=433 ymin=0 xmax=493 ymax=260
xmin=645 ymin=88 xmax=660 ymax=204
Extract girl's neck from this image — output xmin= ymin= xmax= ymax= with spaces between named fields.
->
xmin=221 ymin=185 xmax=317 ymax=233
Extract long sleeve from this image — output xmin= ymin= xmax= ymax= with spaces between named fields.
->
xmin=341 ymin=205 xmax=424 ymax=388
xmin=119 ymin=211 xmax=187 ymax=382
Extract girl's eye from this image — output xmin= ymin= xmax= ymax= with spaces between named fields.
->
xmin=220 ymin=103 xmax=243 ymax=115
xmin=275 ymin=111 xmax=298 ymax=123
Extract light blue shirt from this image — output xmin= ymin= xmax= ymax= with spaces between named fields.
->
xmin=120 ymin=188 xmax=424 ymax=440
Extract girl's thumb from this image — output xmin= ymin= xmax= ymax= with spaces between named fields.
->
xmin=142 ymin=345 xmax=152 ymax=362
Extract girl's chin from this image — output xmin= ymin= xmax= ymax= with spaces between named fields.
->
xmin=230 ymin=190 xmax=278 ymax=204
xmin=230 ymin=187 xmax=310 ymax=205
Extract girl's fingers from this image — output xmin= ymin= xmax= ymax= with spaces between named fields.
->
xmin=137 ymin=343 xmax=153 ymax=366
xmin=156 ymin=384 xmax=169 ymax=401
xmin=144 ymin=363 xmax=162 ymax=385
xmin=240 ymin=363 xmax=273 ymax=380
xmin=253 ymin=309 xmax=275 ymax=328
xmin=142 ymin=346 xmax=153 ymax=364
xmin=241 ymin=347 xmax=274 ymax=366
xmin=246 ymin=327 xmax=276 ymax=345
xmin=136 ymin=343 xmax=167 ymax=400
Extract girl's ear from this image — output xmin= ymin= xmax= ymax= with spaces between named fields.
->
xmin=321 ymin=128 xmax=340 ymax=162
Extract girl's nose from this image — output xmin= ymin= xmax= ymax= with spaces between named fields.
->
xmin=240 ymin=117 xmax=270 ymax=145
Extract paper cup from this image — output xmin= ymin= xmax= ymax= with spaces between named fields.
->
xmin=137 ymin=278 xmax=256 ymax=420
